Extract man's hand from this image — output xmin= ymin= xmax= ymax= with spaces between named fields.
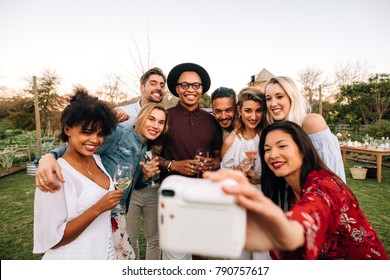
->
xmin=172 ymin=159 xmax=199 ymax=177
xmin=113 ymin=107 xmax=130 ymax=123
xmin=35 ymin=153 xmax=63 ymax=192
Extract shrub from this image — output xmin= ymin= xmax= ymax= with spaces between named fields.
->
xmin=364 ymin=120 xmax=390 ymax=139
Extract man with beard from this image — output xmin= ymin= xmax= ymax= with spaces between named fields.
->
xmin=211 ymin=87 xmax=236 ymax=140
xmin=115 ymin=67 xmax=166 ymax=130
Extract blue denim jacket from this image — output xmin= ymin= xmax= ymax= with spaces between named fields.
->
xmin=49 ymin=127 xmax=150 ymax=210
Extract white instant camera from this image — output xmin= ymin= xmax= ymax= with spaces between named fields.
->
xmin=158 ymin=175 xmax=246 ymax=259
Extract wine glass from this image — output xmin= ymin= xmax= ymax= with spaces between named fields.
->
xmin=239 ymin=157 xmax=254 ymax=172
xmin=195 ymin=148 xmax=210 ymax=178
xmin=112 ymin=163 xmax=134 ymax=214
xmin=244 ymin=139 xmax=257 ymax=159
xmin=143 ymin=150 xmax=158 ymax=187
xmin=143 ymin=150 xmax=155 ymax=172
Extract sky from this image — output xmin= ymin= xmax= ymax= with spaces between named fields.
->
xmin=0 ymin=0 xmax=389 ymax=97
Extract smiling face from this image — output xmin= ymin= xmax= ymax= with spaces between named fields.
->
xmin=212 ymin=97 xmax=235 ymax=130
xmin=176 ymin=71 xmax=202 ymax=110
xmin=65 ymin=123 xmax=104 ymax=156
xmin=265 ymin=83 xmax=291 ymax=121
xmin=140 ymin=108 xmax=167 ymax=141
xmin=263 ymin=129 xmax=303 ymax=186
xmin=238 ymin=100 xmax=263 ymax=130
xmin=141 ymin=74 xmax=166 ymax=104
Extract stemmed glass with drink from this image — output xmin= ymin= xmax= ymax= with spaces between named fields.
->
xmin=194 ymin=148 xmax=210 ymax=178
xmin=112 ymin=163 xmax=134 ymax=214
xmin=143 ymin=150 xmax=155 ymax=172
xmin=143 ymin=150 xmax=158 ymax=186
xmin=239 ymin=157 xmax=255 ymax=172
xmin=244 ymin=139 xmax=258 ymax=159
xmin=238 ymin=139 xmax=257 ymax=173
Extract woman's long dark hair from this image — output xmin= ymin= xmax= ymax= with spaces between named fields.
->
xmin=259 ymin=121 xmax=329 ymax=209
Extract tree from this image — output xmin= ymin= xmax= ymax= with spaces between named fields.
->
xmin=334 ymin=60 xmax=370 ymax=87
xmin=123 ymin=26 xmax=157 ymax=96
xmin=298 ymin=66 xmax=326 ymax=104
xmin=95 ymin=74 xmax=128 ymax=104
xmin=7 ymin=97 xmax=35 ymax=130
xmin=338 ymin=73 xmax=390 ymax=125
xmin=25 ymin=69 xmax=66 ymax=136
xmin=200 ymin=93 xmax=211 ymax=108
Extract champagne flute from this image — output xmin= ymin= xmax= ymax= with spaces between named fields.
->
xmin=112 ymin=163 xmax=134 ymax=214
xmin=195 ymin=148 xmax=210 ymax=178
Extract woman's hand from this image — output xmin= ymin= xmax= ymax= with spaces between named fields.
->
xmin=203 ymin=169 xmax=305 ymax=252
xmin=95 ymin=189 xmax=124 ymax=213
xmin=140 ymin=156 xmax=161 ymax=181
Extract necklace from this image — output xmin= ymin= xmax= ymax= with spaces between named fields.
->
xmin=65 ymin=156 xmax=93 ymax=176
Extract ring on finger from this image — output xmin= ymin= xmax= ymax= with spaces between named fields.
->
xmin=39 ymin=179 xmax=44 ymax=182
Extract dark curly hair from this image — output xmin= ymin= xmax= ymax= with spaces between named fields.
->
xmin=59 ymin=87 xmax=118 ymax=142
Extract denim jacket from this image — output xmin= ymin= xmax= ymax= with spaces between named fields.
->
xmin=48 ymin=127 xmax=150 ymax=210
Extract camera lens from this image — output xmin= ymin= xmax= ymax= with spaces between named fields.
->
xmin=161 ymin=189 xmax=175 ymax=197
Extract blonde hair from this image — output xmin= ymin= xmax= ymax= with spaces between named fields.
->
xmin=134 ymin=103 xmax=169 ymax=134
xmin=265 ymin=76 xmax=311 ymax=126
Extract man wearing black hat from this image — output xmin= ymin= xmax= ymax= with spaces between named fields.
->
xmin=151 ymin=63 xmax=223 ymax=260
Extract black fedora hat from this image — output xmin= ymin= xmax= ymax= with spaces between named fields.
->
xmin=167 ymin=63 xmax=211 ymax=97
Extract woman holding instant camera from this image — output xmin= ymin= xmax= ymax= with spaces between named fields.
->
xmin=205 ymin=121 xmax=388 ymax=260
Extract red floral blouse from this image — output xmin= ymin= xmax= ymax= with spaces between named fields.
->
xmin=271 ymin=170 xmax=388 ymax=260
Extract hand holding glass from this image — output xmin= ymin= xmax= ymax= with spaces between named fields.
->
xmin=143 ymin=150 xmax=155 ymax=172
xmin=143 ymin=150 xmax=159 ymax=186
xmin=195 ymin=148 xmax=210 ymax=178
xmin=239 ymin=157 xmax=254 ymax=172
xmin=112 ymin=163 xmax=134 ymax=213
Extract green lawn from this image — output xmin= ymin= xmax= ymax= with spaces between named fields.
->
xmin=0 ymin=161 xmax=389 ymax=260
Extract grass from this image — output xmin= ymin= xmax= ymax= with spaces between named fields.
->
xmin=0 ymin=161 xmax=389 ymax=260
xmin=0 ymin=172 xmax=42 ymax=260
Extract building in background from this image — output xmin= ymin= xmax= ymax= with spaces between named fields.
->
xmin=248 ymin=68 xmax=274 ymax=91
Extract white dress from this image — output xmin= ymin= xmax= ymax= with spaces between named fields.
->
xmin=33 ymin=155 xmax=116 ymax=260
xmin=309 ymin=128 xmax=346 ymax=183
xmin=221 ymin=132 xmax=271 ymax=260
xmin=221 ymin=131 xmax=261 ymax=175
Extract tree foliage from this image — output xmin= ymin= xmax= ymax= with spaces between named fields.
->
xmin=24 ymin=69 xmax=66 ymax=135
xmin=7 ymin=97 xmax=35 ymax=130
xmin=338 ymin=73 xmax=390 ymax=125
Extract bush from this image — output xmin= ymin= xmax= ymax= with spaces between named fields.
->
xmin=364 ymin=120 xmax=390 ymax=139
